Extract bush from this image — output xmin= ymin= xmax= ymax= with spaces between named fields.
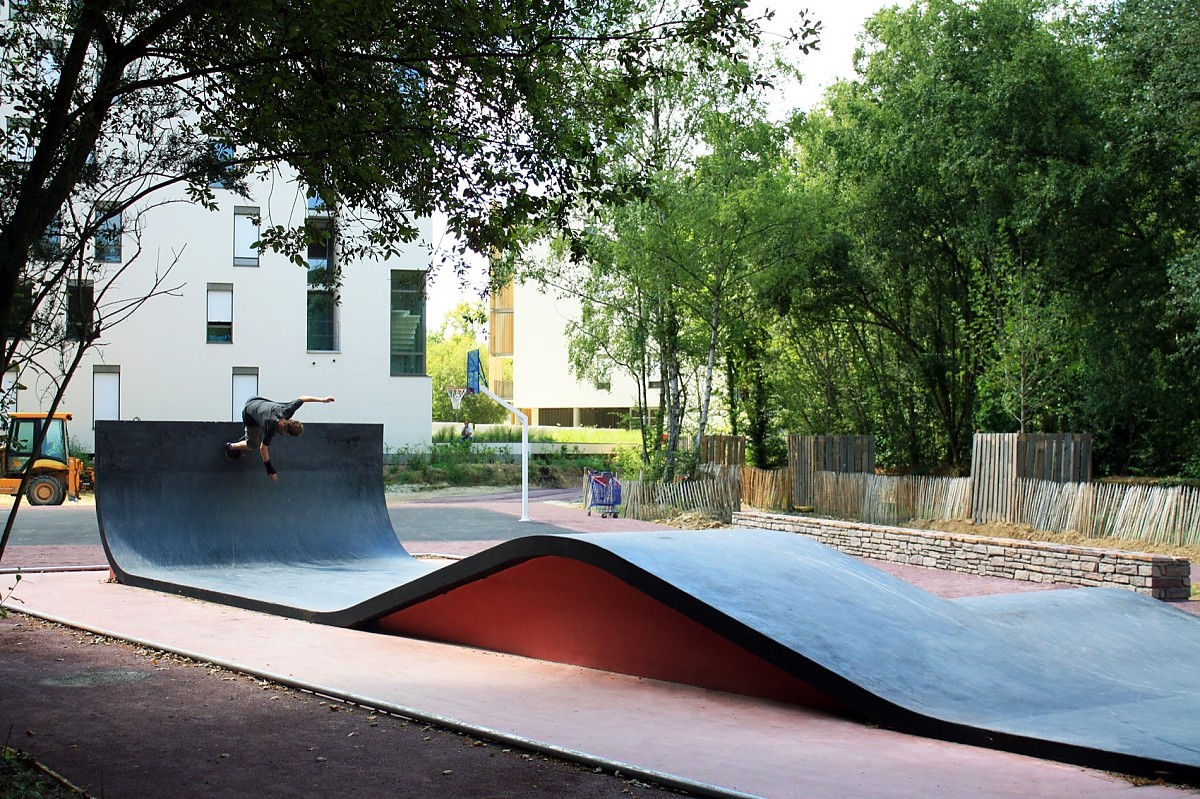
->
xmin=384 ymin=443 xmax=610 ymax=488
xmin=609 ymin=443 xmax=699 ymax=482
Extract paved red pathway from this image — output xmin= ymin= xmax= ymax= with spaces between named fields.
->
xmin=3 ymin=490 xmax=1198 ymax=797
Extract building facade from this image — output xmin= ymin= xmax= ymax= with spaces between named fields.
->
xmin=489 ymin=276 xmax=656 ymax=428
xmin=4 ymin=172 xmax=432 ymax=453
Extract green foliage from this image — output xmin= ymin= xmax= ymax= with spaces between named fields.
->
xmin=608 ymin=442 xmax=702 ymax=482
xmin=1 ymin=744 xmax=81 ymax=798
xmin=0 ymin=0 xmax=773 ymax=378
xmin=802 ymin=0 xmax=1109 ymax=467
xmin=535 ymin=38 xmax=823 ymax=477
xmin=543 ymin=0 xmax=1200 ymax=478
xmin=426 ymin=304 xmax=507 ymax=425
xmin=972 ymin=261 xmax=1077 ymax=434
xmin=384 ymin=443 xmax=609 ymax=487
xmin=431 ymin=425 xmax=639 ymax=444
xmin=67 ymin=435 xmax=93 ymax=467
xmin=11 ymin=0 xmax=1200 ymax=478
xmin=610 ymin=444 xmax=665 ymax=481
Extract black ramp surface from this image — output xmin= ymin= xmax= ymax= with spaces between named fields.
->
xmin=95 ymin=420 xmax=438 ymax=616
xmin=95 ymin=422 xmax=1200 ymax=782
xmin=503 ymin=531 xmax=1200 ymax=780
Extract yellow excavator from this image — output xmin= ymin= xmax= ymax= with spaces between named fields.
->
xmin=0 ymin=411 xmax=84 ymax=505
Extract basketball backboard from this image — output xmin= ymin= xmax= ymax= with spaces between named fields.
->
xmin=466 ymin=349 xmax=487 ymax=394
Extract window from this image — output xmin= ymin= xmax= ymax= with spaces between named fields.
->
xmin=306 ymin=219 xmax=332 ymax=272
xmin=5 ymin=282 xmax=32 ymax=340
xmin=232 ymin=367 xmax=258 ymax=421
xmin=66 ymin=280 xmax=95 ymax=340
xmin=32 ymin=218 xmax=61 ymax=262
xmin=42 ymin=415 xmax=66 ymax=460
xmin=306 ymin=187 xmax=329 ymax=215
xmin=2 ymin=369 xmax=20 ymax=420
xmin=8 ymin=419 xmax=37 ymax=457
xmin=307 ymin=292 xmax=337 ymax=351
xmin=93 ymin=204 xmax=122 ymax=263
xmin=209 ymin=141 xmax=236 ymax=189
xmin=5 ymin=117 xmax=34 ymax=166
xmin=539 ymin=408 xmax=574 ymax=427
xmin=93 ymin=366 xmax=120 ymax=424
xmin=233 ymin=206 xmax=259 ymax=266
xmin=389 ymin=270 xmax=426 ymax=375
xmin=580 ymin=408 xmax=629 ymax=429
xmin=306 ymin=220 xmax=337 ymax=351
xmin=206 ymin=284 xmax=233 ymax=343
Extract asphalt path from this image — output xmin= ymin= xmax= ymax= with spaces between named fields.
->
xmin=1 ymin=504 xmax=99 ymax=545
xmin=1 ymin=489 xmax=579 ymax=547
xmin=387 ymin=505 xmax=565 ymax=541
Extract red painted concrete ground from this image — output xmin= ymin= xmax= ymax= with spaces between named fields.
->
xmin=2 ymin=491 xmax=1198 ymax=797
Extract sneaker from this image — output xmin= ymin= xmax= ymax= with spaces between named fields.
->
xmin=224 ymin=443 xmax=244 ymax=461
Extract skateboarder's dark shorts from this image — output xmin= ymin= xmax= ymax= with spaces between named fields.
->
xmin=241 ymin=409 xmax=264 ymax=449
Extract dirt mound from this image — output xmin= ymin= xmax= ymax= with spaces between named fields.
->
xmin=653 ymin=510 xmax=725 ymax=530
xmin=911 ymin=518 xmax=1200 ymax=563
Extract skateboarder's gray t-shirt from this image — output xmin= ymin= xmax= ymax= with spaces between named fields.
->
xmin=243 ymin=398 xmax=304 ymax=446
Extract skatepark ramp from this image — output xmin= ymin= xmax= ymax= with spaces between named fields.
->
xmin=95 ymin=421 xmax=1200 ymax=784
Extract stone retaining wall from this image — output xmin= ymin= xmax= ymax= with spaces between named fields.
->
xmin=733 ymin=511 xmax=1191 ymax=600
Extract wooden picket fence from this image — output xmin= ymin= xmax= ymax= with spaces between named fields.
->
xmin=971 ymin=432 xmax=1092 ymax=523
xmin=620 ymin=477 xmax=741 ymax=524
xmin=788 ymin=435 xmax=875 ymax=508
xmin=598 ymin=430 xmax=1200 ymax=544
xmin=809 ymin=472 xmax=971 ymax=527
xmin=1017 ymin=479 xmax=1200 ymax=546
xmin=803 ymin=470 xmax=1200 ymax=546
xmin=741 ymin=466 xmax=791 ymax=511
xmin=699 ymin=434 xmax=746 ymax=467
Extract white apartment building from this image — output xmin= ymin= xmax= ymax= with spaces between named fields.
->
xmin=488 ymin=277 xmax=657 ymax=428
xmin=5 ymin=173 xmax=433 ymax=453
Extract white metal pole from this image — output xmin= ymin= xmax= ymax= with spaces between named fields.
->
xmin=481 ymin=385 xmax=530 ymax=521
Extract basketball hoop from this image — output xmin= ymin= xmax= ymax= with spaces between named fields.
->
xmin=446 ymin=386 xmax=468 ymax=410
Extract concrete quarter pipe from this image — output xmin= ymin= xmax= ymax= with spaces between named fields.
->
xmin=95 ymin=421 xmax=1200 ymax=783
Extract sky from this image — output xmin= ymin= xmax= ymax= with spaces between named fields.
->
xmin=424 ymin=0 xmax=890 ymax=328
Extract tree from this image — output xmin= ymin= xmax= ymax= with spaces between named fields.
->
xmin=0 ymin=0 xmax=778 ymax=563
xmin=972 ymin=257 xmax=1076 ymax=434
xmin=628 ymin=111 xmax=823 ymax=467
xmin=516 ymin=18 xmax=822 ymax=478
xmin=1099 ymin=0 xmax=1200 ymax=474
xmin=803 ymin=0 xmax=1110 ymax=468
xmin=426 ymin=302 xmax=506 ymax=424
xmin=0 ymin=0 xmax=771 ymax=368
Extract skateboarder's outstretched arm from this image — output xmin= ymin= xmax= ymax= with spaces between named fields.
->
xmin=297 ymin=396 xmax=336 ymax=404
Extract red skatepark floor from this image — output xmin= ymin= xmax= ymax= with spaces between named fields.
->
xmin=2 ymin=490 xmax=1198 ymax=798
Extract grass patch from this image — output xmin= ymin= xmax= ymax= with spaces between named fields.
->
xmin=385 ymin=445 xmax=610 ymax=490
xmin=0 ymin=747 xmax=85 ymax=798
xmin=431 ymin=426 xmax=641 ymax=445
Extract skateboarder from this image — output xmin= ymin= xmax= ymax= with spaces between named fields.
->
xmin=225 ymin=395 xmax=335 ymax=480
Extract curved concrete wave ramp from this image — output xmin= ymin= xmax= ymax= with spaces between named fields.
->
xmin=95 ymin=421 xmax=1200 ymax=783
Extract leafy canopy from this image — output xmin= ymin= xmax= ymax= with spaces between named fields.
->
xmin=0 ymin=0 xmax=773 ymax=346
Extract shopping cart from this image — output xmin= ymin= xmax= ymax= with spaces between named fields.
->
xmin=585 ymin=470 xmax=622 ymax=518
